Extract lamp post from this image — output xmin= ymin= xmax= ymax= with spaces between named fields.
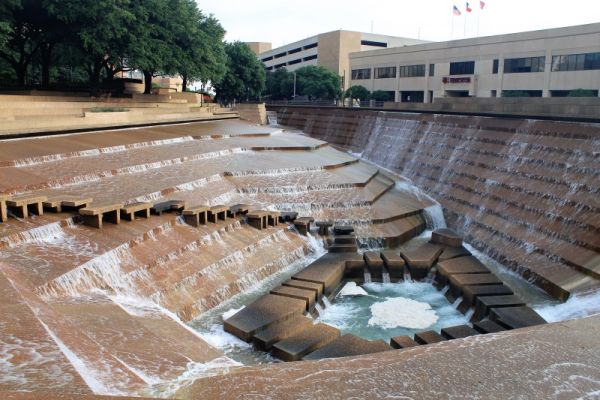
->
xmin=293 ymin=72 xmax=296 ymax=99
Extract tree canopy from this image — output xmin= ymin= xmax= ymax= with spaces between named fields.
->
xmin=345 ymin=85 xmax=370 ymax=101
xmin=263 ymin=65 xmax=342 ymax=101
xmin=214 ymin=41 xmax=265 ymax=104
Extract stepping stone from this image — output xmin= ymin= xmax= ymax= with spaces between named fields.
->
xmin=267 ymin=211 xmax=280 ymax=226
xmin=473 ymin=320 xmax=507 ymax=334
xmin=208 ymin=205 xmax=228 ymax=223
xmin=278 ymin=211 xmax=298 ymax=222
xmin=364 ymin=252 xmax=384 ymax=278
xmin=381 ymin=251 xmax=405 ymax=280
xmin=333 ymin=225 xmax=354 ymax=235
xmin=0 ymin=195 xmax=8 ymax=222
xmin=252 ymin=315 xmax=313 ymax=351
xmin=333 ymin=235 xmax=356 ymax=244
xmin=438 ymin=246 xmax=471 ymax=262
xmin=79 ymin=203 xmax=123 ymax=229
xmin=457 ymin=284 xmax=514 ymax=313
xmin=435 ymin=256 xmax=489 ymax=288
xmin=414 ymin=331 xmax=447 ymax=345
xmin=270 ymin=286 xmax=316 ymax=311
xmin=183 ymin=205 xmax=209 ymax=227
xmin=247 ymin=211 xmax=268 ymax=230
xmin=302 ymin=334 xmax=390 ymax=360
xmin=61 ymin=196 xmax=93 ymax=210
xmin=292 ymin=254 xmax=348 ymax=295
xmin=271 ymin=323 xmax=340 ymax=361
xmin=293 ymin=217 xmax=314 ymax=235
xmin=223 ymin=294 xmax=306 ymax=342
xmin=430 ymin=228 xmax=463 ymax=247
xmin=283 ymin=279 xmax=323 ymax=298
xmin=329 ymin=243 xmax=358 ymax=253
xmin=43 ymin=198 xmax=63 ymax=213
xmin=401 ymin=243 xmax=444 ymax=280
xmin=121 ymin=202 xmax=152 ymax=221
xmin=227 ymin=203 xmax=249 ymax=217
xmin=151 ymin=199 xmax=186 ymax=215
xmin=447 ymin=273 xmax=503 ymax=302
xmin=6 ymin=195 xmax=47 ymax=218
xmin=490 ymin=306 xmax=547 ymax=329
xmin=473 ymin=295 xmax=526 ymax=321
xmin=390 ymin=336 xmax=419 ymax=349
xmin=441 ymin=325 xmax=480 ymax=339
xmin=315 ymin=220 xmax=334 ymax=235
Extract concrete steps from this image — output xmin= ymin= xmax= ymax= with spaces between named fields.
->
xmin=302 ymin=334 xmax=391 ymax=360
xmin=271 ymin=323 xmax=340 ymax=361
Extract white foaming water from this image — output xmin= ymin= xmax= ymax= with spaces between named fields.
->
xmin=423 ymin=204 xmax=447 ymax=230
xmin=535 ymin=290 xmax=600 ymax=323
xmin=363 ymin=271 xmax=372 ymax=283
xmin=368 ymin=297 xmax=438 ymax=330
xmin=338 ymin=282 xmax=369 ymax=297
xmin=382 ymin=272 xmax=391 ymax=284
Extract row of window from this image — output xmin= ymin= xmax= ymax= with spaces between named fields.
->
xmin=261 ymin=43 xmax=318 ymax=63
xmin=351 ymin=51 xmax=600 ymax=79
xmin=265 ymin=54 xmax=318 ymax=70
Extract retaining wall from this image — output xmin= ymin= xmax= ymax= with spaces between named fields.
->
xmin=271 ymin=105 xmax=600 ymax=299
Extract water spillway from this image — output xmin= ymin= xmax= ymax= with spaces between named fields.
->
xmin=273 ymin=106 xmax=600 ymax=300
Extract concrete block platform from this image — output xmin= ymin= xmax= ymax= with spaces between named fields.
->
xmin=473 ymin=319 xmax=507 ymax=334
xmin=271 ymin=323 xmax=340 ymax=361
xmin=121 ymin=202 xmax=152 ymax=221
xmin=246 ymin=211 xmax=268 ymax=230
xmin=430 ymin=228 xmax=463 ymax=247
xmin=390 ymin=336 xmax=420 ymax=349
xmin=333 ymin=235 xmax=357 ymax=244
xmin=252 ymin=315 xmax=313 ymax=351
xmin=401 ymin=243 xmax=444 ymax=280
xmin=282 ymin=279 xmax=323 ymax=298
xmin=381 ymin=250 xmax=405 ymax=280
xmin=6 ymin=195 xmax=47 ymax=218
xmin=227 ymin=203 xmax=249 ymax=218
xmin=292 ymin=253 xmax=360 ymax=296
xmin=42 ymin=196 xmax=92 ymax=213
xmin=315 ymin=220 xmax=333 ymax=235
xmin=302 ymin=334 xmax=391 ymax=360
xmin=435 ymin=256 xmax=489 ymax=288
xmin=223 ymin=294 xmax=306 ymax=342
xmin=364 ymin=251 xmax=384 ymax=278
xmin=441 ymin=325 xmax=480 ymax=339
xmin=458 ymin=284 xmax=515 ymax=313
xmin=414 ymin=331 xmax=447 ymax=345
xmin=208 ymin=205 xmax=227 ymax=223
xmin=329 ymin=243 xmax=358 ymax=253
xmin=270 ymin=286 xmax=316 ymax=311
xmin=438 ymin=246 xmax=471 ymax=262
xmin=182 ymin=205 xmax=209 ymax=227
xmin=490 ymin=306 xmax=547 ymax=329
xmin=293 ymin=217 xmax=314 ymax=235
xmin=333 ymin=225 xmax=354 ymax=235
xmin=473 ymin=295 xmax=526 ymax=322
xmin=446 ymin=273 xmax=503 ymax=302
xmin=0 ymin=194 xmax=8 ymax=222
xmin=79 ymin=203 xmax=123 ymax=229
xmin=151 ymin=199 xmax=186 ymax=215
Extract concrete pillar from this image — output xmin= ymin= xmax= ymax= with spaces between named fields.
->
xmin=543 ymin=48 xmax=552 ymax=98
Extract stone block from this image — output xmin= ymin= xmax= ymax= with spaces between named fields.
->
xmin=315 ymin=220 xmax=334 ymax=236
xmin=61 ymin=196 xmax=93 ymax=210
xmin=267 ymin=211 xmax=280 ymax=227
xmin=208 ymin=205 xmax=227 ymax=223
xmin=6 ymin=195 xmax=47 ymax=218
xmin=441 ymin=325 xmax=480 ymax=339
xmin=270 ymin=286 xmax=316 ymax=311
xmin=390 ymin=336 xmax=419 ymax=349
xmin=223 ymin=294 xmax=307 ymax=342
xmin=42 ymin=198 xmax=62 ymax=213
xmin=79 ymin=203 xmax=123 ymax=229
xmin=302 ymin=334 xmax=390 ymax=360
xmin=431 ymin=228 xmax=463 ymax=247
xmin=182 ymin=205 xmax=209 ymax=227
xmin=227 ymin=203 xmax=249 ymax=217
xmin=381 ymin=250 xmax=405 ymax=280
xmin=473 ymin=295 xmax=526 ymax=322
xmin=447 ymin=273 xmax=503 ymax=302
xmin=333 ymin=225 xmax=354 ymax=235
xmin=402 ymin=243 xmax=444 ymax=280
xmin=293 ymin=217 xmax=314 ymax=235
xmin=490 ymin=306 xmax=547 ymax=330
xmin=247 ymin=211 xmax=268 ymax=230
xmin=292 ymin=254 xmax=347 ymax=295
xmin=435 ymin=256 xmax=489 ymax=288
xmin=473 ymin=319 xmax=506 ymax=334
xmin=151 ymin=199 xmax=186 ymax=215
xmin=457 ymin=284 xmax=514 ymax=313
xmin=283 ymin=279 xmax=323 ymax=298
xmin=252 ymin=315 xmax=313 ymax=351
xmin=333 ymin=235 xmax=356 ymax=244
xmin=0 ymin=195 xmax=7 ymax=222
xmin=329 ymin=243 xmax=358 ymax=253
xmin=120 ymin=202 xmax=152 ymax=221
xmin=414 ymin=331 xmax=447 ymax=345
xmin=278 ymin=211 xmax=298 ymax=222
xmin=271 ymin=323 xmax=340 ymax=361
xmin=438 ymin=246 xmax=471 ymax=262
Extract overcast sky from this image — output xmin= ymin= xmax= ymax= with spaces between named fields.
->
xmin=198 ymin=0 xmax=600 ymax=46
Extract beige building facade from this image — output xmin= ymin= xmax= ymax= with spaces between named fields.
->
xmin=348 ymin=23 xmax=600 ymax=102
xmin=255 ymin=31 xmax=427 ymax=89
xmin=247 ymin=42 xmax=272 ymax=56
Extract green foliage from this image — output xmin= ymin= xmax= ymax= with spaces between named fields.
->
xmin=214 ymin=42 xmax=265 ymax=103
xmin=502 ymin=90 xmax=530 ymax=97
xmin=88 ymin=107 xmax=129 ymax=112
xmin=265 ymin=68 xmax=294 ymax=100
xmin=344 ymin=85 xmax=370 ymax=101
xmin=370 ymin=90 xmax=394 ymax=102
xmin=295 ymin=66 xmax=342 ymax=100
xmin=567 ymin=89 xmax=596 ymax=97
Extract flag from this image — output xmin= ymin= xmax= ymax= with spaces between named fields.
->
xmin=480 ymin=0 xmax=486 ymax=9
xmin=453 ymin=5 xmax=462 ymax=16
xmin=466 ymin=2 xmax=472 ymax=12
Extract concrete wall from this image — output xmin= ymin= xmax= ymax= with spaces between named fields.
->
xmin=233 ymin=103 xmax=267 ymax=125
xmin=271 ymin=105 xmax=600 ymax=300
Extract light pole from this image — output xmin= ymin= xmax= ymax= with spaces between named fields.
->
xmin=293 ymin=72 xmax=296 ymax=99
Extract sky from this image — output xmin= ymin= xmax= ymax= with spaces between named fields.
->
xmin=198 ymin=0 xmax=600 ymax=46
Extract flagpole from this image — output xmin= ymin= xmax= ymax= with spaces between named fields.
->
xmin=463 ymin=12 xmax=467 ymax=38
xmin=477 ymin=7 xmax=480 ymax=37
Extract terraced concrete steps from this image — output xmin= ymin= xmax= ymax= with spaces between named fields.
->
xmin=271 ymin=323 xmax=340 ymax=361
xmin=302 ymin=334 xmax=391 ymax=360
xmin=401 ymin=243 xmax=444 ymax=280
xmin=270 ymin=285 xmax=316 ymax=311
xmin=473 ymin=295 xmax=526 ymax=321
xmin=414 ymin=331 xmax=447 ymax=345
xmin=441 ymin=325 xmax=480 ymax=339
xmin=292 ymin=253 xmax=361 ymax=296
xmin=473 ymin=319 xmax=506 ymax=334
xmin=490 ymin=306 xmax=548 ymax=329
xmin=435 ymin=256 xmax=490 ymax=287
xmin=252 ymin=315 xmax=313 ymax=351
xmin=446 ymin=273 xmax=504 ymax=302
xmin=390 ymin=336 xmax=419 ymax=349
xmin=458 ymin=284 xmax=514 ymax=312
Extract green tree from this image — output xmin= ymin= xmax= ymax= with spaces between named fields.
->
xmin=265 ymin=68 xmax=294 ymax=100
xmin=568 ymin=89 xmax=596 ymax=97
xmin=295 ymin=65 xmax=342 ymax=100
xmin=345 ymin=85 xmax=370 ymax=101
xmin=370 ymin=90 xmax=394 ymax=101
xmin=214 ymin=41 xmax=265 ymax=104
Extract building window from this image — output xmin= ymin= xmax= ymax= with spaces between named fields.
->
xmin=274 ymin=63 xmax=286 ymax=69
xmin=401 ymin=91 xmax=424 ymax=103
xmin=429 ymin=64 xmax=435 ymax=77
xmin=449 ymin=61 xmax=475 ymax=75
xmin=303 ymin=43 xmax=318 ymax=50
xmin=288 ymin=47 xmax=302 ymax=55
xmin=288 ymin=59 xmax=302 ymax=65
xmin=504 ymin=57 xmax=545 ymax=73
xmin=398 ymin=64 xmax=425 ymax=78
xmin=552 ymin=52 xmax=600 ymax=71
xmin=492 ymin=59 xmax=499 ymax=74
xmin=303 ymin=54 xmax=318 ymax=62
xmin=502 ymin=90 xmax=543 ymax=97
xmin=262 ymin=56 xmax=273 ymax=62
xmin=361 ymin=40 xmax=387 ymax=48
xmin=351 ymin=68 xmax=371 ymax=80
xmin=374 ymin=66 xmax=397 ymax=79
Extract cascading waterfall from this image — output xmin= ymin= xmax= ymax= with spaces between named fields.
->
xmin=363 ymin=271 xmax=372 ymax=283
xmin=382 ymin=272 xmax=391 ymax=284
